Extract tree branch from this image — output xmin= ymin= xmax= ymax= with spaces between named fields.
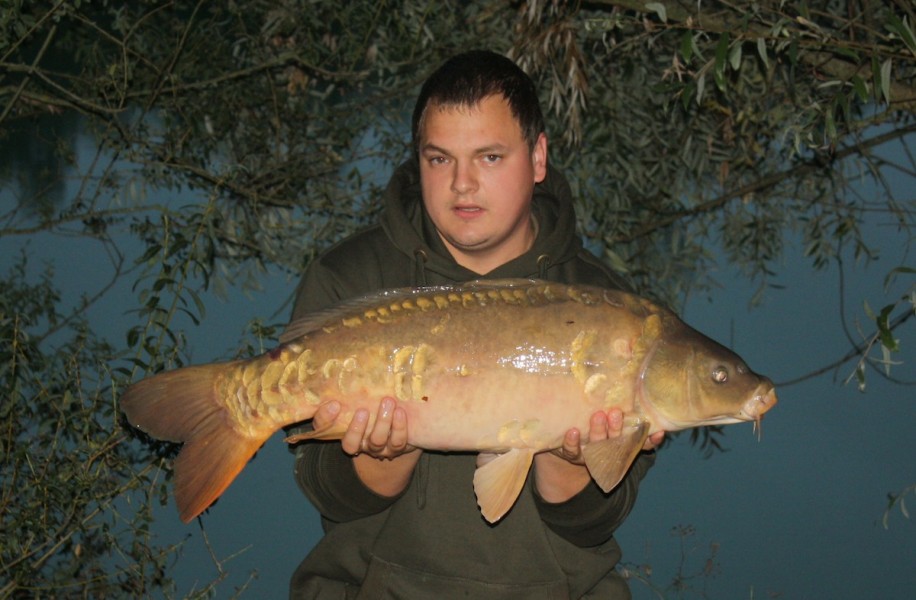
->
xmin=613 ymin=122 xmax=916 ymax=243
xmin=0 ymin=23 xmax=58 ymax=126
xmin=776 ymin=305 xmax=914 ymax=387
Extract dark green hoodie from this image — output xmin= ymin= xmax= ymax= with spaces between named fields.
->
xmin=288 ymin=159 xmax=654 ymax=599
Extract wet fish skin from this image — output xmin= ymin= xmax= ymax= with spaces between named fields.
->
xmin=120 ymin=279 xmax=777 ymax=523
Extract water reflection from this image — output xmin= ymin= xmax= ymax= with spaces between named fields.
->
xmin=0 ymin=111 xmax=82 ymax=219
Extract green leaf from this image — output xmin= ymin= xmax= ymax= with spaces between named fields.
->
xmin=152 ymin=277 xmax=176 ymax=292
xmin=886 ymin=14 xmax=916 ymax=56
xmin=645 ymin=2 xmax=667 ymax=23
xmin=871 ymin=56 xmax=892 ymax=105
xmin=728 ymin=42 xmax=742 ymax=71
xmin=880 ymin=58 xmax=892 ymax=103
xmin=877 ymin=304 xmax=899 ymax=352
xmin=604 ymin=248 xmax=630 ymax=274
xmin=680 ymin=30 xmax=694 ymax=63
xmin=833 ymin=46 xmax=861 ymax=63
xmin=186 ymin=287 xmax=207 ymax=322
xmin=863 ymin=299 xmax=875 ymax=320
xmin=714 ymin=33 xmax=730 ymax=92
xmin=127 ymin=327 xmax=140 ymax=348
xmin=851 ymin=75 xmax=869 ymax=102
xmin=824 ymin=100 xmax=837 ymax=140
xmin=881 ymin=344 xmax=894 ymax=376
xmin=882 ymin=266 xmax=916 ymax=290
xmin=177 ymin=307 xmax=200 ymax=326
xmin=756 ymin=37 xmax=769 ymax=70
xmin=139 ymin=244 xmax=162 ymax=264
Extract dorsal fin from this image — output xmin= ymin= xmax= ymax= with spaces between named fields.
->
xmin=278 ymin=278 xmax=541 ymax=344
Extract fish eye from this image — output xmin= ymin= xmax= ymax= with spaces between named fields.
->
xmin=711 ymin=366 xmax=729 ymax=383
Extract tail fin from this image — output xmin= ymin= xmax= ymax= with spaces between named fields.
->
xmin=120 ymin=363 xmax=270 ymax=523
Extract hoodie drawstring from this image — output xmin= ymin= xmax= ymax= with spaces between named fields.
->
xmin=537 ymin=254 xmax=551 ymax=279
xmin=413 ymin=249 xmax=429 ymax=286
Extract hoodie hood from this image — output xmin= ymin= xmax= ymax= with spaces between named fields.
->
xmin=379 ymin=157 xmax=584 ymax=284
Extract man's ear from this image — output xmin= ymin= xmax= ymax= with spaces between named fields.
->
xmin=532 ymin=132 xmax=548 ymax=183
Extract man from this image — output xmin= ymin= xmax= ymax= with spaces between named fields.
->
xmin=287 ymin=50 xmax=664 ymax=599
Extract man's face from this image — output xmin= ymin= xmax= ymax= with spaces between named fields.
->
xmin=418 ymin=94 xmax=547 ymax=275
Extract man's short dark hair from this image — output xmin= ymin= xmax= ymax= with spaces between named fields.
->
xmin=411 ymin=50 xmax=545 ymax=153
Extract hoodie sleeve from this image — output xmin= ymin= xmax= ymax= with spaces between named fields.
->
xmin=293 ymin=435 xmax=407 ymax=522
xmin=533 ymin=451 xmax=656 ymax=547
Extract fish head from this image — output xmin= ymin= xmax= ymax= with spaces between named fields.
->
xmin=638 ymin=319 xmax=777 ymax=431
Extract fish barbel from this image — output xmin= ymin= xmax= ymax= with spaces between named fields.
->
xmin=120 ymin=279 xmax=777 ymax=523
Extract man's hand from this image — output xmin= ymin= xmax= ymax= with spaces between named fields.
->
xmin=550 ymin=409 xmax=665 ymax=463
xmin=535 ymin=408 xmax=665 ymax=503
xmin=344 ymin=397 xmax=415 ymax=459
xmin=312 ymin=397 xmax=420 ymax=497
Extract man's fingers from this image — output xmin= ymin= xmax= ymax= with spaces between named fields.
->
xmin=365 ymin=397 xmax=395 ymax=451
xmin=388 ymin=406 xmax=409 ymax=451
xmin=345 ymin=398 xmax=415 ymax=459
xmin=587 ymin=411 xmax=608 ymax=443
xmin=312 ymin=400 xmax=341 ymax=430
xmin=644 ymin=431 xmax=666 ymax=450
xmin=606 ymin=408 xmax=624 ymax=434
xmin=551 ymin=428 xmax=584 ymax=463
xmin=341 ymin=408 xmax=369 ymax=455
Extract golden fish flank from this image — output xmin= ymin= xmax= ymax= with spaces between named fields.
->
xmin=233 ymin=349 xmax=292 ymax=426
xmin=279 ymin=360 xmax=298 ymax=387
xmin=318 ymin=356 xmax=360 ymax=395
xmin=120 ymin=278 xmax=778 ymax=525
xmin=429 ymin=313 xmax=450 ymax=335
xmin=342 ymin=315 xmax=362 ymax=328
xmin=570 ymin=329 xmax=599 ymax=383
xmin=583 ymin=373 xmax=609 ymax=396
xmin=227 ymin=345 xmax=319 ymax=431
xmin=296 ymin=348 xmax=314 ymax=385
xmin=392 ymin=343 xmax=432 ymax=401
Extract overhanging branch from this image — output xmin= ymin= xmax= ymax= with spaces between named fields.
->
xmin=613 ymin=121 xmax=916 ymax=243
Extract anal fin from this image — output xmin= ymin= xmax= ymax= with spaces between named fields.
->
xmin=473 ymin=448 xmax=535 ymax=523
xmin=581 ymin=421 xmax=649 ymax=493
xmin=284 ymin=404 xmax=350 ymax=443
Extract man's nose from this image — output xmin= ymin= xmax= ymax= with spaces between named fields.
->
xmin=451 ymin=161 xmax=478 ymax=194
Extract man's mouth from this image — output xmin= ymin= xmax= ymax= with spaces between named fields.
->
xmin=454 ymin=205 xmax=483 ymax=216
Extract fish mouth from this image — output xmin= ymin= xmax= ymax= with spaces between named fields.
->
xmin=738 ymin=384 xmax=778 ymax=436
xmin=739 ymin=384 xmax=777 ymax=420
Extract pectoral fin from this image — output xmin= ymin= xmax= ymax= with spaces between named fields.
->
xmin=473 ymin=449 xmax=535 ymax=523
xmin=581 ymin=421 xmax=650 ymax=493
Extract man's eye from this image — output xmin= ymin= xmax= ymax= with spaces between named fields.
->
xmin=428 ymin=156 xmax=447 ymax=166
xmin=483 ymin=154 xmax=501 ymax=163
